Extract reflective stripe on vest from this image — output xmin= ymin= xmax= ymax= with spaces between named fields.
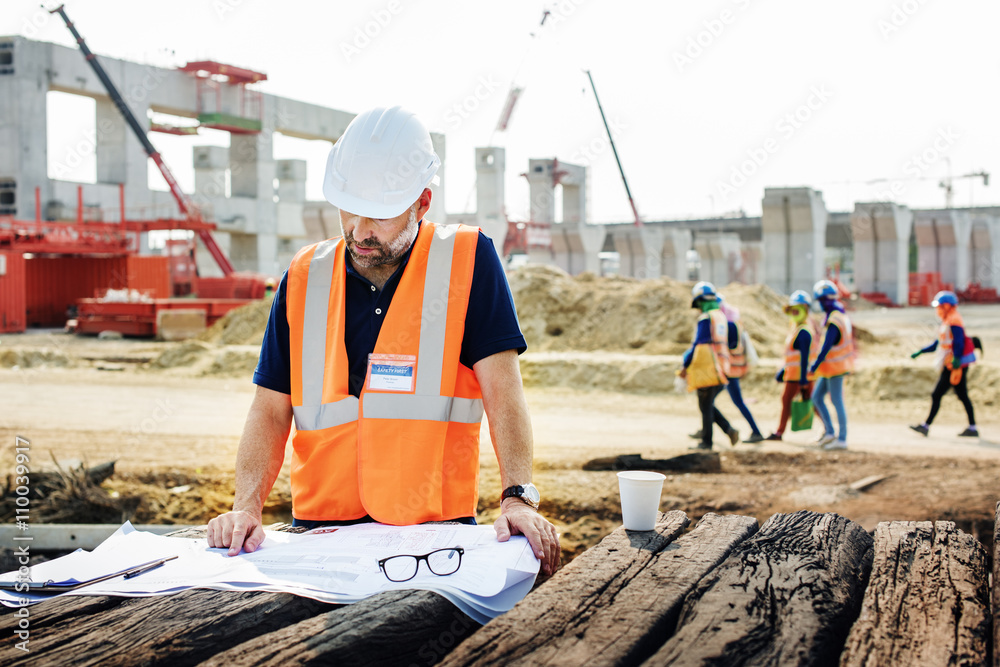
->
xmin=728 ymin=320 xmax=747 ymax=378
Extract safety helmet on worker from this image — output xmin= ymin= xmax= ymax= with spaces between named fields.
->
xmin=691 ymin=281 xmax=718 ymax=307
xmin=931 ymin=290 xmax=958 ymax=307
xmin=322 ymin=106 xmax=441 ymax=220
xmin=813 ymin=280 xmax=839 ymax=301
xmin=785 ymin=290 xmax=812 ymax=309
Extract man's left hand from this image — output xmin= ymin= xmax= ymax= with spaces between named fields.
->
xmin=494 ymin=499 xmax=561 ymax=575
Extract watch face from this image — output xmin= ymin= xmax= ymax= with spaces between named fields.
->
xmin=524 ymin=484 xmax=541 ymax=504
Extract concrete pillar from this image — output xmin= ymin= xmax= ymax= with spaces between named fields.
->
xmin=230 ymin=99 xmax=277 ymax=274
xmin=611 ymin=225 xmax=664 ymax=279
xmin=661 ymin=228 xmax=692 ymax=281
xmin=852 ymin=202 xmax=914 ymax=305
xmin=193 ymin=145 xmax=229 ymax=220
xmin=525 ymin=159 xmax=555 ymax=224
xmin=739 ymin=241 xmax=764 ymax=285
xmin=475 ymin=147 xmax=506 ymax=255
xmin=694 ymin=232 xmax=742 ymax=287
xmin=761 ymin=187 xmax=828 ymax=295
xmin=551 ymin=222 xmax=606 ymax=275
xmin=275 ymin=159 xmax=306 ymax=271
xmin=0 ymin=37 xmax=50 ymax=221
xmin=913 ymin=210 xmax=972 ymax=290
xmin=967 ymin=213 xmax=998 ymax=288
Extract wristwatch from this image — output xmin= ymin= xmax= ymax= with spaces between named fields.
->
xmin=501 ymin=483 xmax=540 ymax=509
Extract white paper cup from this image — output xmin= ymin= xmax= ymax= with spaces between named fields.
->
xmin=617 ymin=471 xmax=666 ymax=531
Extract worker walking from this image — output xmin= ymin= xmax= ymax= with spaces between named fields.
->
xmin=207 ymin=106 xmax=559 ymax=574
xmin=909 ymin=290 xmax=978 ymax=438
xmin=681 ymin=282 xmax=739 ymax=450
xmin=809 ymin=280 xmax=855 ymax=451
xmin=766 ymin=290 xmax=818 ymax=441
xmin=718 ymin=295 xmax=764 ymax=443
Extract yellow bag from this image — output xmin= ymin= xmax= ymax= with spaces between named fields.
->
xmin=686 ymin=345 xmax=727 ymax=391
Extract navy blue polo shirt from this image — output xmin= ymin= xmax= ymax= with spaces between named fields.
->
xmin=252 ymin=227 xmax=526 ymax=397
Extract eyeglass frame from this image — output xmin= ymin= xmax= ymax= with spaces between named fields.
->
xmin=377 ymin=547 xmax=465 ymax=583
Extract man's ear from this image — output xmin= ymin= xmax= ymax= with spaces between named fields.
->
xmin=416 ymin=188 xmax=432 ymax=220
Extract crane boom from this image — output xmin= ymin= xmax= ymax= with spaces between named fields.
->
xmin=49 ymin=4 xmax=235 ymax=276
xmin=585 ymin=70 xmax=641 ymax=227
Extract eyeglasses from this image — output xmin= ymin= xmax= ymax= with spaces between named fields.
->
xmin=377 ymin=547 xmax=464 ymax=582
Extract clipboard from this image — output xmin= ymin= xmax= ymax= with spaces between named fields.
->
xmin=0 ymin=556 xmax=178 ymax=595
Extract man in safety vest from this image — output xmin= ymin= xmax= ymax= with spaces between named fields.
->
xmin=909 ymin=290 xmax=978 ymax=438
xmin=207 ymin=107 xmax=560 ymax=575
xmin=809 ymin=280 xmax=855 ymax=451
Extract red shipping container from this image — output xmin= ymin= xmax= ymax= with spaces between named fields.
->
xmin=0 ymin=250 xmax=26 ymax=333
xmin=25 ymin=255 xmax=170 ymax=328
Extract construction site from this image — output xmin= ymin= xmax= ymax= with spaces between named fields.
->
xmin=2 ymin=1 xmax=1000 ymax=607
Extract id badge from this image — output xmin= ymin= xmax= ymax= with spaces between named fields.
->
xmin=367 ymin=354 xmax=416 ymax=392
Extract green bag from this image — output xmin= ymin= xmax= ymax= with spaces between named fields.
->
xmin=790 ymin=399 xmax=814 ymax=432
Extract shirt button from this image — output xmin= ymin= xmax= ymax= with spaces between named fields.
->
xmin=375 ymin=308 xmax=382 ymax=315
xmin=370 ymin=285 xmax=376 ymax=292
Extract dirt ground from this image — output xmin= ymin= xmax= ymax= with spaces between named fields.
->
xmin=2 ymin=287 xmax=1000 ymax=565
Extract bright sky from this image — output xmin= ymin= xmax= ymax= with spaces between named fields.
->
xmin=6 ymin=0 xmax=1000 ymax=223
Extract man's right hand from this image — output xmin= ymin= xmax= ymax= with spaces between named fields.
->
xmin=207 ymin=510 xmax=266 ymax=556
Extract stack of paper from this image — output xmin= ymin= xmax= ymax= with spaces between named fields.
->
xmin=0 ymin=522 xmax=540 ymax=624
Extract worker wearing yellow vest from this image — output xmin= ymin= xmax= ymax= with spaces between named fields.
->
xmin=809 ymin=280 xmax=855 ymax=450
xmin=718 ymin=295 xmax=764 ymax=443
xmin=909 ymin=290 xmax=978 ymax=438
xmin=680 ymin=282 xmax=739 ymax=450
xmin=766 ymin=290 xmax=818 ymax=440
xmin=207 ymin=107 xmax=560 ymax=574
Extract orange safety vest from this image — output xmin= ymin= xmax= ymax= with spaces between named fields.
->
xmin=783 ymin=322 xmax=817 ymax=382
xmin=286 ymin=222 xmax=483 ymax=524
xmin=816 ymin=310 xmax=854 ymax=378
xmin=727 ymin=320 xmax=748 ymax=379
xmin=697 ymin=309 xmax=730 ymax=380
xmin=936 ymin=309 xmax=975 ymax=370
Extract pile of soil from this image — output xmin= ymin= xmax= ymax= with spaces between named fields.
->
xmin=0 ymin=348 xmax=73 ymax=369
xmin=197 ymin=297 xmax=273 ymax=346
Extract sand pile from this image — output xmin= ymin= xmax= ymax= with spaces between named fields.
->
xmin=0 ymin=348 xmax=73 ymax=369
xmin=509 ymin=265 xmax=797 ymax=357
xmin=197 ymin=297 xmax=274 ymax=346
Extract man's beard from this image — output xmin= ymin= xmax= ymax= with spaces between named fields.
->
xmin=344 ymin=206 xmax=418 ymax=268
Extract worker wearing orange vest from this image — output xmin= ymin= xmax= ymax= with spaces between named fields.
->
xmin=809 ymin=280 xmax=855 ymax=451
xmin=207 ymin=107 xmax=560 ymax=575
xmin=766 ymin=290 xmax=818 ymax=440
xmin=681 ymin=282 xmax=739 ymax=450
xmin=909 ymin=290 xmax=978 ymax=438
xmin=718 ymin=296 xmax=764 ymax=443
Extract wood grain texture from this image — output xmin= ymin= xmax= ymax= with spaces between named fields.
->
xmin=439 ymin=510 xmax=691 ymax=667
xmin=647 ymin=510 xmax=873 ymax=667
xmin=0 ymin=589 xmax=331 ymax=666
xmin=995 ymin=502 xmax=1000 ymax=667
xmin=202 ymin=589 xmax=478 ymax=667
xmin=841 ymin=521 xmax=990 ymax=667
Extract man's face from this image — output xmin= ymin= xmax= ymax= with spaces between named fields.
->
xmin=339 ymin=204 xmax=419 ymax=269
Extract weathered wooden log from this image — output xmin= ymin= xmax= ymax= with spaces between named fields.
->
xmin=582 ymin=452 xmax=721 ymax=473
xmin=0 ymin=589 xmax=331 ymax=666
xmin=647 ymin=510 xmax=873 ymax=667
xmin=446 ymin=512 xmax=755 ymax=666
xmin=440 ymin=510 xmax=691 ymax=666
xmin=840 ymin=521 xmax=990 ymax=667
xmin=202 ymin=589 xmax=478 ymax=667
xmin=995 ymin=502 xmax=1000 ymax=667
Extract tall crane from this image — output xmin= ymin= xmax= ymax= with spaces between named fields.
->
xmin=49 ymin=4 xmax=235 ymax=276
xmin=585 ymin=70 xmax=641 ymax=227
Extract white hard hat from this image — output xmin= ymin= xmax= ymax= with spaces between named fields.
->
xmin=322 ymin=106 xmax=441 ymax=219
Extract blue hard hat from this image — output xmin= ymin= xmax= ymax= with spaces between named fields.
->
xmin=931 ymin=290 xmax=958 ymax=307
xmin=813 ymin=280 xmax=838 ymax=300
xmin=691 ymin=281 xmax=718 ymax=307
xmin=788 ymin=290 xmax=812 ymax=308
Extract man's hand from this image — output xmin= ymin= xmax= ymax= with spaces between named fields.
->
xmin=494 ymin=499 xmax=560 ymax=576
xmin=799 ymin=382 xmax=810 ymax=401
xmin=951 ymin=357 xmax=962 ymax=371
xmin=207 ymin=510 xmax=266 ymax=556
xmin=910 ymin=350 xmax=922 ymax=359
xmin=809 ymin=362 xmax=820 ymax=376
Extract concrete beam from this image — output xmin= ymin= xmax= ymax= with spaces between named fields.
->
xmin=611 ymin=225 xmax=664 ymax=279
xmin=661 ymin=228 xmax=692 ymax=281
xmin=761 ymin=187 xmax=828 ymax=296
xmin=694 ymin=232 xmax=742 ymax=287
xmin=551 ymin=222 xmax=606 ymax=275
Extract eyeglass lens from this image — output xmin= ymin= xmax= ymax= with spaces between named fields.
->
xmin=381 ymin=548 xmax=462 ymax=582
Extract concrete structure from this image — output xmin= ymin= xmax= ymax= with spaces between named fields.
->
xmin=760 ymin=187 xmax=828 ymax=295
xmin=694 ymin=232 xmax=743 ymax=287
xmin=0 ymin=36 xmax=446 ymax=275
xmin=661 ymin=228 xmax=692 ymax=281
xmin=852 ymin=202 xmax=913 ymax=305
xmin=608 ymin=225 xmax=665 ymax=279
xmin=550 ymin=222 xmax=606 ymax=275
xmin=474 ymin=147 xmax=506 ymax=256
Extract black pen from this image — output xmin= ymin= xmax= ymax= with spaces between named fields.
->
xmin=123 ymin=555 xmax=178 ymax=580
